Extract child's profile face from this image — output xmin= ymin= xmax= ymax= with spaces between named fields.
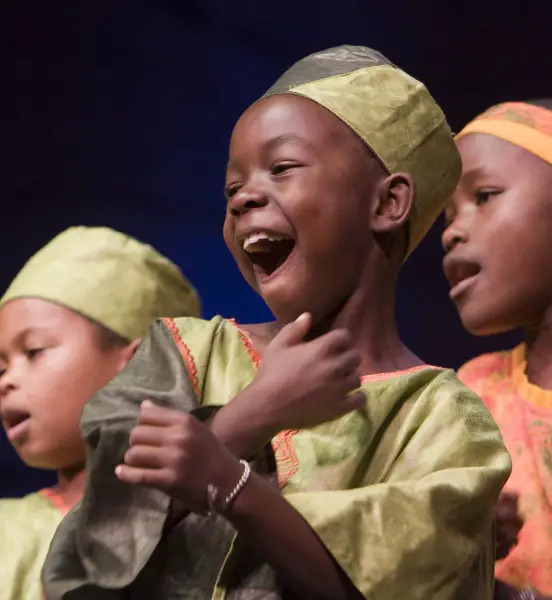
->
xmin=442 ymin=133 xmax=552 ymax=335
xmin=223 ymin=94 xmax=379 ymax=324
xmin=0 ymin=298 xmax=131 ymax=470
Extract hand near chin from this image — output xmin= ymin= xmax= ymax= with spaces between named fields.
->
xmin=116 ymin=401 xmax=243 ymax=514
xmin=239 ymin=312 xmax=365 ymax=433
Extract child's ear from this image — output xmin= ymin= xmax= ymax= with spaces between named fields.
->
xmin=116 ymin=338 xmax=142 ymax=373
xmin=371 ymin=172 xmax=414 ymax=234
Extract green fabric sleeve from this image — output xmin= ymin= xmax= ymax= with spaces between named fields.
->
xmin=284 ymin=374 xmax=509 ymax=599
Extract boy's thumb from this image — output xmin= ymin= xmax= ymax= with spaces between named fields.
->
xmin=272 ymin=312 xmax=312 ymax=347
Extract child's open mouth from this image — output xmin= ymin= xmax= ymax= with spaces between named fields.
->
xmin=242 ymin=232 xmax=296 ymax=280
xmin=2 ymin=407 xmax=31 ymax=443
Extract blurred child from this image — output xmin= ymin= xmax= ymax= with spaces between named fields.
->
xmin=0 ymin=226 xmax=199 ymax=600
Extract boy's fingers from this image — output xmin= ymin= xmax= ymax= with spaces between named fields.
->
xmin=344 ymin=390 xmax=366 ymax=410
xmin=129 ymin=425 xmax=166 ymax=447
xmin=115 ymin=464 xmax=171 ymax=490
xmin=338 ymin=351 xmax=362 ymax=376
xmin=124 ymin=445 xmax=167 ymax=469
xmin=138 ymin=401 xmax=185 ymax=426
xmin=271 ymin=312 xmax=312 ymax=348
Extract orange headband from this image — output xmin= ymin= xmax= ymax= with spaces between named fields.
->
xmin=456 ymin=102 xmax=552 ymax=165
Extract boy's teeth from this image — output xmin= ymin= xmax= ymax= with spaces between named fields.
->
xmin=243 ymin=233 xmax=286 ymax=253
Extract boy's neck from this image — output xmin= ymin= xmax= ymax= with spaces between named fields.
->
xmin=524 ymin=311 xmax=552 ymax=390
xmin=319 ymin=277 xmax=423 ymax=376
xmin=53 ymin=464 xmax=86 ymax=510
xmin=247 ymin=263 xmax=423 ymax=376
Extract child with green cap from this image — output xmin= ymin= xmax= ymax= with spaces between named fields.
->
xmin=0 ymin=226 xmax=200 ymax=600
xmin=44 ymin=47 xmax=510 ymax=600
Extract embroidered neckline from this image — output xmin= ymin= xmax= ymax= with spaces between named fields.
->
xmin=162 ymin=317 xmax=200 ymax=398
xmin=227 ymin=320 xmax=439 ymax=382
xmin=227 ymin=319 xmax=440 ymax=489
xmin=38 ymin=487 xmax=70 ymax=515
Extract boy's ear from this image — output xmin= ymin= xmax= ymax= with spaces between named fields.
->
xmin=116 ymin=338 xmax=141 ymax=373
xmin=370 ymin=172 xmax=414 ymax=234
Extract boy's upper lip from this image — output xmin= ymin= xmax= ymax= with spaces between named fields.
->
xmin=235 ymin=222 xmax=295 ymax=250
xmin=443 ymin=253 xmax=481 ymax=289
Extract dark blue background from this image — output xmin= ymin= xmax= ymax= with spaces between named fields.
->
xmin=3 ymin=0 xmax=549 ymax=496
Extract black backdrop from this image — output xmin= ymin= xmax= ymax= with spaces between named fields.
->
xmin=2 ymin=0 xmax=549 ymax=496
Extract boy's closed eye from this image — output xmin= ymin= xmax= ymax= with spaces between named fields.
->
xmin=26 ymin=348 xmax=44 ymax=360
xmin=270 ymin=161 xmax=301 ymax=176
xmin=474 ymin=188 xmax=503 ymax=206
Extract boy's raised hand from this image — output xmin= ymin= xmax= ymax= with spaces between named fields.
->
xmin=209 ymin=313 xmax=366 ymax=458
xmin=239 ymin=312 xmax=365 ymax=433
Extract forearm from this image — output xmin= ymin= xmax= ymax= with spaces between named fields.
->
xmin=225 ymin=470 xmax=362 ymax=600
xmin=209 ymin=384 xmax=274 ymax=459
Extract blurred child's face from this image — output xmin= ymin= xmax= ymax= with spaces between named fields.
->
xmin=442 ymin=133 xmax=552 ymax=335
xmin=223 ymin=94 xmax=381 ymax=325
xmin=0 ymin=298 xmax=135 ymax=470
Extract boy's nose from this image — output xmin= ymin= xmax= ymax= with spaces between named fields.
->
xmin=442 ymin=223 xmax=468 ymax=253
xmin=228 ymin=187 xmax=268 ymax=217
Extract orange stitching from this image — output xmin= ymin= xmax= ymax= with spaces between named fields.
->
xmin=39 ymin=488 xmax=70 ymax=515
xmin=228 ymin=319 xmax=298 ymax=488
xmin=361 ymin=364 xmax=441 ymax=383
xmin=271 ymin=429 xmax=300 ymax=487
xmin=161 ymin=317 xmax=200 ymax=398
xmin=227 ymin=319 xmax=261 ymax=368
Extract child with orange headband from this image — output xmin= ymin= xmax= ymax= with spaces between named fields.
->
xmin=443 ymin=100 xmax=552 ymax=599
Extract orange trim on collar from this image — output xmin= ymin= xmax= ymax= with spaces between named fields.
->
xmin=38 ymin=488 xmax=70 ymax=515
xmin=361 ymin=364 xmax=441 ymax=383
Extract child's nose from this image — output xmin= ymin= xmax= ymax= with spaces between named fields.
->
xmin=442 ymin=222 xmax=468 ymax=253
xmin=229 ymin=186 xmax=268 ymax=217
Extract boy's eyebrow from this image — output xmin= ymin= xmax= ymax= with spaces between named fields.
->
xmin=462 ymin=166 xmax=492 ymax=183
xmin=263 ymin=133 xmax=310 ymax=152
xmin=227 ymin=133 xmax=311 ymax=170
xmin=0 ymin=327 xmax=39 ymax=359
xmin=14 ymin=326 xmax=52 ymax=346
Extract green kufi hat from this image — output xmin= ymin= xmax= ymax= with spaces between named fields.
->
xmin=262 ymin=45 xmax=461 ymax=256
xmin=1 ymin=227 xmax=200 ymax=339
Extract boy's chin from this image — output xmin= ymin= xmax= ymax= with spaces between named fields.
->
xmin=17 ymin=444 xmax=70 ymax=471
xmin=460 ymin=311 xmax=514 ymax=338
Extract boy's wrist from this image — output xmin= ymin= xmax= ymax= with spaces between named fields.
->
xmin=210 ymin=387 xmax=277 ymax=458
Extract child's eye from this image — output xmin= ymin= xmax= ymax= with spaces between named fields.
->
xmin=271 ymin=162 xmax=299 ymax=175
xmin=27 ymin=348 xmax=44 ymax=360
xmin=225 ymin=184 xmax=241 ymax=200
xmin=474 ymin=189 xmax=501 ymax=206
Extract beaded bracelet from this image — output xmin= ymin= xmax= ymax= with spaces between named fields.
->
xmin=207 ymin=459 xmax=251 ymax=516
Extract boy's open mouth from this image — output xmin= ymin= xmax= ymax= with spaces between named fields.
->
xmin=443 ymin=256 xmax=481 ymax=300
xmin=242 ymin=232 xmax=296 ymax=278
xmin=2 ymin=407 xmax=31 ymax=442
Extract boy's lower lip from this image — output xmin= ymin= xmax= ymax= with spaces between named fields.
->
xmin=449 ymin=274 xmax=478 ymax=301
xmin=5 ymin=418 xmax=31 ymax=443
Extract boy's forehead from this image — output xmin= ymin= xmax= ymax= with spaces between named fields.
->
xmin=0 ymin=298 xmax=80 ymax=337
xmin=229 ymin=95 xmax=362 ymax=159
xmin=457 ymin=133 xmax=543 ymax=175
